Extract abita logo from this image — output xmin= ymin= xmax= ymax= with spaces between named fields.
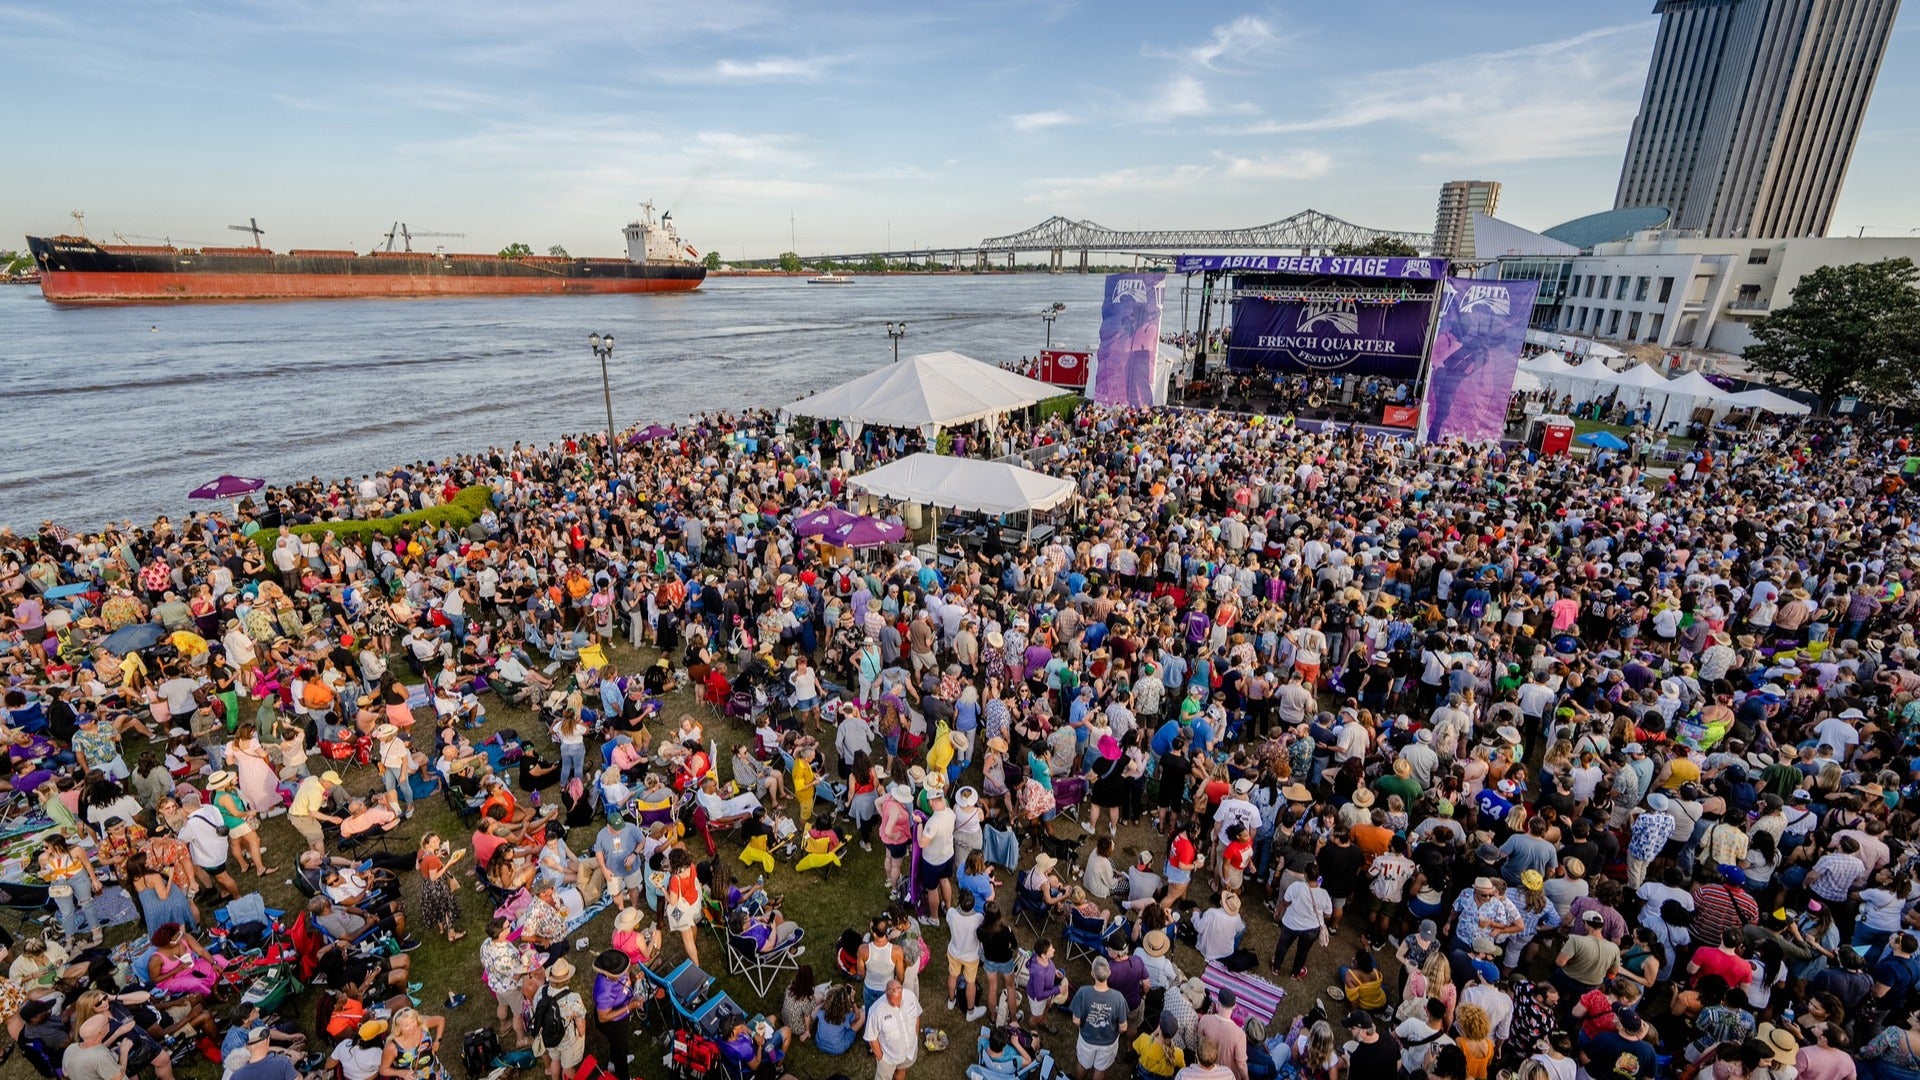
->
xmin=1295 ymin=298 xmax=1360 ymax=336
xmin=1111 ymin=278 xmax=1147 ymax=303
xmin=1403 ymin=260 xmax=1435 ymax=278
xmin=1458 ymin=283 xmax=1510 ymax=315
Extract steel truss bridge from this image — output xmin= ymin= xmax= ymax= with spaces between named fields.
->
xmin=780 ymin=209 xmax=1434 ymax=271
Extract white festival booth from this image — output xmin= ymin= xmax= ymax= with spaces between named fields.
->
xmin=783 ymin=350 xmax=1065 ymax=443
xmin=849 ymin=453 xmax=1078 ymax=545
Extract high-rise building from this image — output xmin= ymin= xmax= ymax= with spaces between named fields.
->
xmin=1433 ymin=180 xmax=1501 ymax=260
xmin=1614 ymin=0 xmax=1900 ymax=238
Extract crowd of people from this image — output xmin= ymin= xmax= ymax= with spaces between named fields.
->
xmin=3 ymin=390 xmax=1920 ymax=1080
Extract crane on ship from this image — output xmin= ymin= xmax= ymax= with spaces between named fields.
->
xmin=228 ymin=218 xmax=266 ymax=248
xmin=382 ymin=223 xmax=467 ymax=253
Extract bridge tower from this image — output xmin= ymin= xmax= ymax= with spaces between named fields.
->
xmin=1078 ymin=249 xmax=1089 ymax=273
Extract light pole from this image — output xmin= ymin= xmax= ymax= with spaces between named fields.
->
xmin=587 ymin=332 xmax=616 ymax=462
xmin=1040 ymin=302 xmax=1064 ymax=349
xmin=886 ymin=321 xmax=907 ymax=363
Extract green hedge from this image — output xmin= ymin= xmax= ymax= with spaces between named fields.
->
xmin=1036 ymin=393 xmax=1082 ymax=423
xmin=250 ymin=485 xmax=494 ymax=553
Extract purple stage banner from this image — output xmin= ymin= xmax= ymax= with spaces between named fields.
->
xmin=1175 ymin=254 xmax=1446 ymax=279
xmin=1226 ymin=283 xmax=1432 ymax=377
xmin=1422 ymin=276 xmax=1540 ymax=444
xmin=1092 ymin=272 xmax=1165 ymax=406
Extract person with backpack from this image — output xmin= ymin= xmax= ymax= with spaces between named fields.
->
xmin=530 ymin=959 xmax=586 ymax=1080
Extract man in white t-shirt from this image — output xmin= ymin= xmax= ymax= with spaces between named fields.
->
xmin=178 ymin=794 xmax=240 ymax=899
xmin=945 ymin=890 xmax=987 ymax=1022
xmin=917 ymin=786 xmax=957 ymax=925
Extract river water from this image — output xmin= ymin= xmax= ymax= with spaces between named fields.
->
xmin=0 ymin=274 xmax=1132 ymax=530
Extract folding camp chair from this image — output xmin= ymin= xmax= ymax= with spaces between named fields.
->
xmin=1062 ymin=910 xmax=1123 ymax=967
xmin=1013 ymin=881 xmax=1052 ymax=935
xmin=725 ymin=926 xmax=805 ymax=998
xmin=968 ymin=1026 xmax=1055 ymax=1080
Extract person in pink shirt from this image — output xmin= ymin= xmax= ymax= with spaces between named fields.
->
xmin=1795 ymin=1023 xmax=1855 ymax=1080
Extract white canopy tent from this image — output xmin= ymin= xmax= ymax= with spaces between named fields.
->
xmin=1512 ymin=368 xmax=1544 ymax=393
xmin=851 ymin=453 xmax=1078 ymax=544
xmin=1657 ymin=370 xmax=1740 ymax=426
xmin=784 ymin=350 xmax=1065 ymax=440
xmin=1726 ymin=386 xmax=1813 ymax=415
xmin=850 ymin=453 xmax=1077 ymax=515
xmin=1594 ymin=362 xmax=1675 ymax=412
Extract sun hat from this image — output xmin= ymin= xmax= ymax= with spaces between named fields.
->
xmin=1471 ymin=936 xmax=1498 ymax=956
xmin=1137 ymin=850 xmax=1155 ymax=866
xmin=1099 ymin=736 xmax=1122 ymax=761
xmin=547 ymin=958 xmax=574 ymax=981
xmin=1757 ymin=1024 xmax=1798 ymax=1066
xmin=956 ymin=787 xmax=979 ymax=808
xmin=1520 ymin=870 xmax=1544 ymax=891
xmin=888 ymin=784 xmax=912 ymax=803
xmin=615 ymin=907 xmax=643 ymax=931
xmin=1033 ymin=853 xmax=1058 ymax=874
xmin=1352 ymin=788 xmax=1376 ymax=807
xmin=1393 ymin=759 xmax=1413 ymax=778
xmin=1144 ymin=930 xmax=1171 ymax=957
xmin=1221 ymin=893 xmax=1241 ymax=914
xmin=1283 ymin=783 xmax=1313 ymax=803
xmin=1563 ymin=857 xmax=1586 ymax=879
xmin=987 ymin=736 xmax=1009 ymax=753
xmin=374 ymin=723 xmax=399 ymax=739
xmin=1647 ymin=793 xmax=1671 ymax=811
xmin=207 ymin=770 xmax=237 ymax=790
xmin=1496 ymin=725 xmax=1522 ymax=745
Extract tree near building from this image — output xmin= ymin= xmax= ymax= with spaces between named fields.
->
xmin=1329 ymin=236 xmax=1419 ymax=258
xmin=1745 ymin=257 xmax=1920 ymax=408
xmin=547 ymin=244 xmax=569 ymax=258
xmin=777 ymin=251 xmax=802 ymax=273
xmin=703 ymin=251 xmax=722 ymax=271
xmin=2 ymin=249 xmax=33 ymax=276
xmin=499 ymin=242 xmax=533 ymax=258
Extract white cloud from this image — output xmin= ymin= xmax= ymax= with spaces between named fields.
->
xmin=1219 ymin=150 xmax=1333 ymax=181
xmin=710 ymin=55 xmax=839 ymax=81
xmin=1215 ymin=25 xmax=1653 ymax=164
xmin=1176 ymin=15 xmax=1286 ymax=69
xmin=1027 ymin=150 xmax=1329 ymax=204
xmin=1026 ymin=164 xmax=1214 ymax=203
xmin=1010 ymin=110 xmax=1076 ymax=133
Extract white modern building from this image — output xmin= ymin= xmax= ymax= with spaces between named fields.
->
xmin=1549 ymin=233 xmax=1920 ymax=353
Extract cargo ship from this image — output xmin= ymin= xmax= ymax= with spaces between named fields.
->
xmin=25 ymin=203 xmax=705 ymax=302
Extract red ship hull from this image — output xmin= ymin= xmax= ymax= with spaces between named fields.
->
xmin=37 ymin=269 xmax=704 ymax=302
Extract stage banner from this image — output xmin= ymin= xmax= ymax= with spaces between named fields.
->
xmin=1381 ymin=404 xmax=1419 ymax=428
xmin=1226 ymin=285 xmax=1432 ymax=376
xmin=1423 ymin=276 xmax=1540 ymax=444
xmin=1175 ymin=254 xmax=1446 ymax=279
xmin=1037 ymin=349 xmax=1090 ymax=388
xmin=1093 ymin=273 xmax=1165 ymax=406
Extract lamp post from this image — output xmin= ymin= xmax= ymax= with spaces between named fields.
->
xmin=1040 ymin=305 xmax=1061 ymax=349
xmin=886 ymin=321 xmax=907 ymax=363
xmin=587 ymin=332 xmax=616 ymax=462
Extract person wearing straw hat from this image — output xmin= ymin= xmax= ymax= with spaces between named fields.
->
xmin=530 ymin=958 xmax=586 ymax=1080
xmin=374 ymin=723 xmax=415 ymax=821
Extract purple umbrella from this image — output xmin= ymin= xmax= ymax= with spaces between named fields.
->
xmin=188 ymin=475 xmax=266 ymax=500
xmin=792 ymin=506 xmax=863 ymax=538
xmin=627 ymin=425 xmax=676 ymax=445
xmin=824 ymin=517 xmax=906 ymax=548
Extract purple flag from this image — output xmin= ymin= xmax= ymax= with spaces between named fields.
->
xmin=1092 ymin=273 xmax=1165 ymax=407
xmin=1422 ymin=276 xmax=1539 ymax=443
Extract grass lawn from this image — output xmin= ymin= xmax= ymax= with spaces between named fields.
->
xmin=38 ymin=634 xmax=1365 ymax=1080
xmin=1570 ymin=417 xmax=1697 ymax=452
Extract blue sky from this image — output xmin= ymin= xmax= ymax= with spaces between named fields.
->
xmin=2 ymin=1 xmax=1914 ymax=260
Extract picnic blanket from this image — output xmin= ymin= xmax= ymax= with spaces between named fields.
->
xmin=1201 ymin=960 xmax=1286 ymax=1029
xmin=564 ymin=897 xmax=612 ymax=938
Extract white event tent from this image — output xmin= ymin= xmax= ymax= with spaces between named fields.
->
xmin=784 ymin=351 xmax=1065 ymax=439
xmin=1727 ymin=386 xmax=1813 ymax=415
xmin=1657 ymin=370 xmax=1740 ymax=425
xmin=1595 ymin=362 xmax=1676 ymax=412
xmin=850 ymin=453 xmax=1077 ymax=516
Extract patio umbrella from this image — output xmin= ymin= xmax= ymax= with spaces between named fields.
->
xmin=627 ymin=425 xmax=676 ymax=445
xmin=101 ymin=622 xmax=166 ymax=656
xmin=823 ymin=517 xmax=906 ymax=548
xmin=188 ymin=475 xmax=266 ymax=500
xmin=1575 ymin=430 xmax=1630 ymax=451
xmin=791 ymin=506 xmax=863 ymax=538
xmin=43 ymin=582 xmax=94 ymax=601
